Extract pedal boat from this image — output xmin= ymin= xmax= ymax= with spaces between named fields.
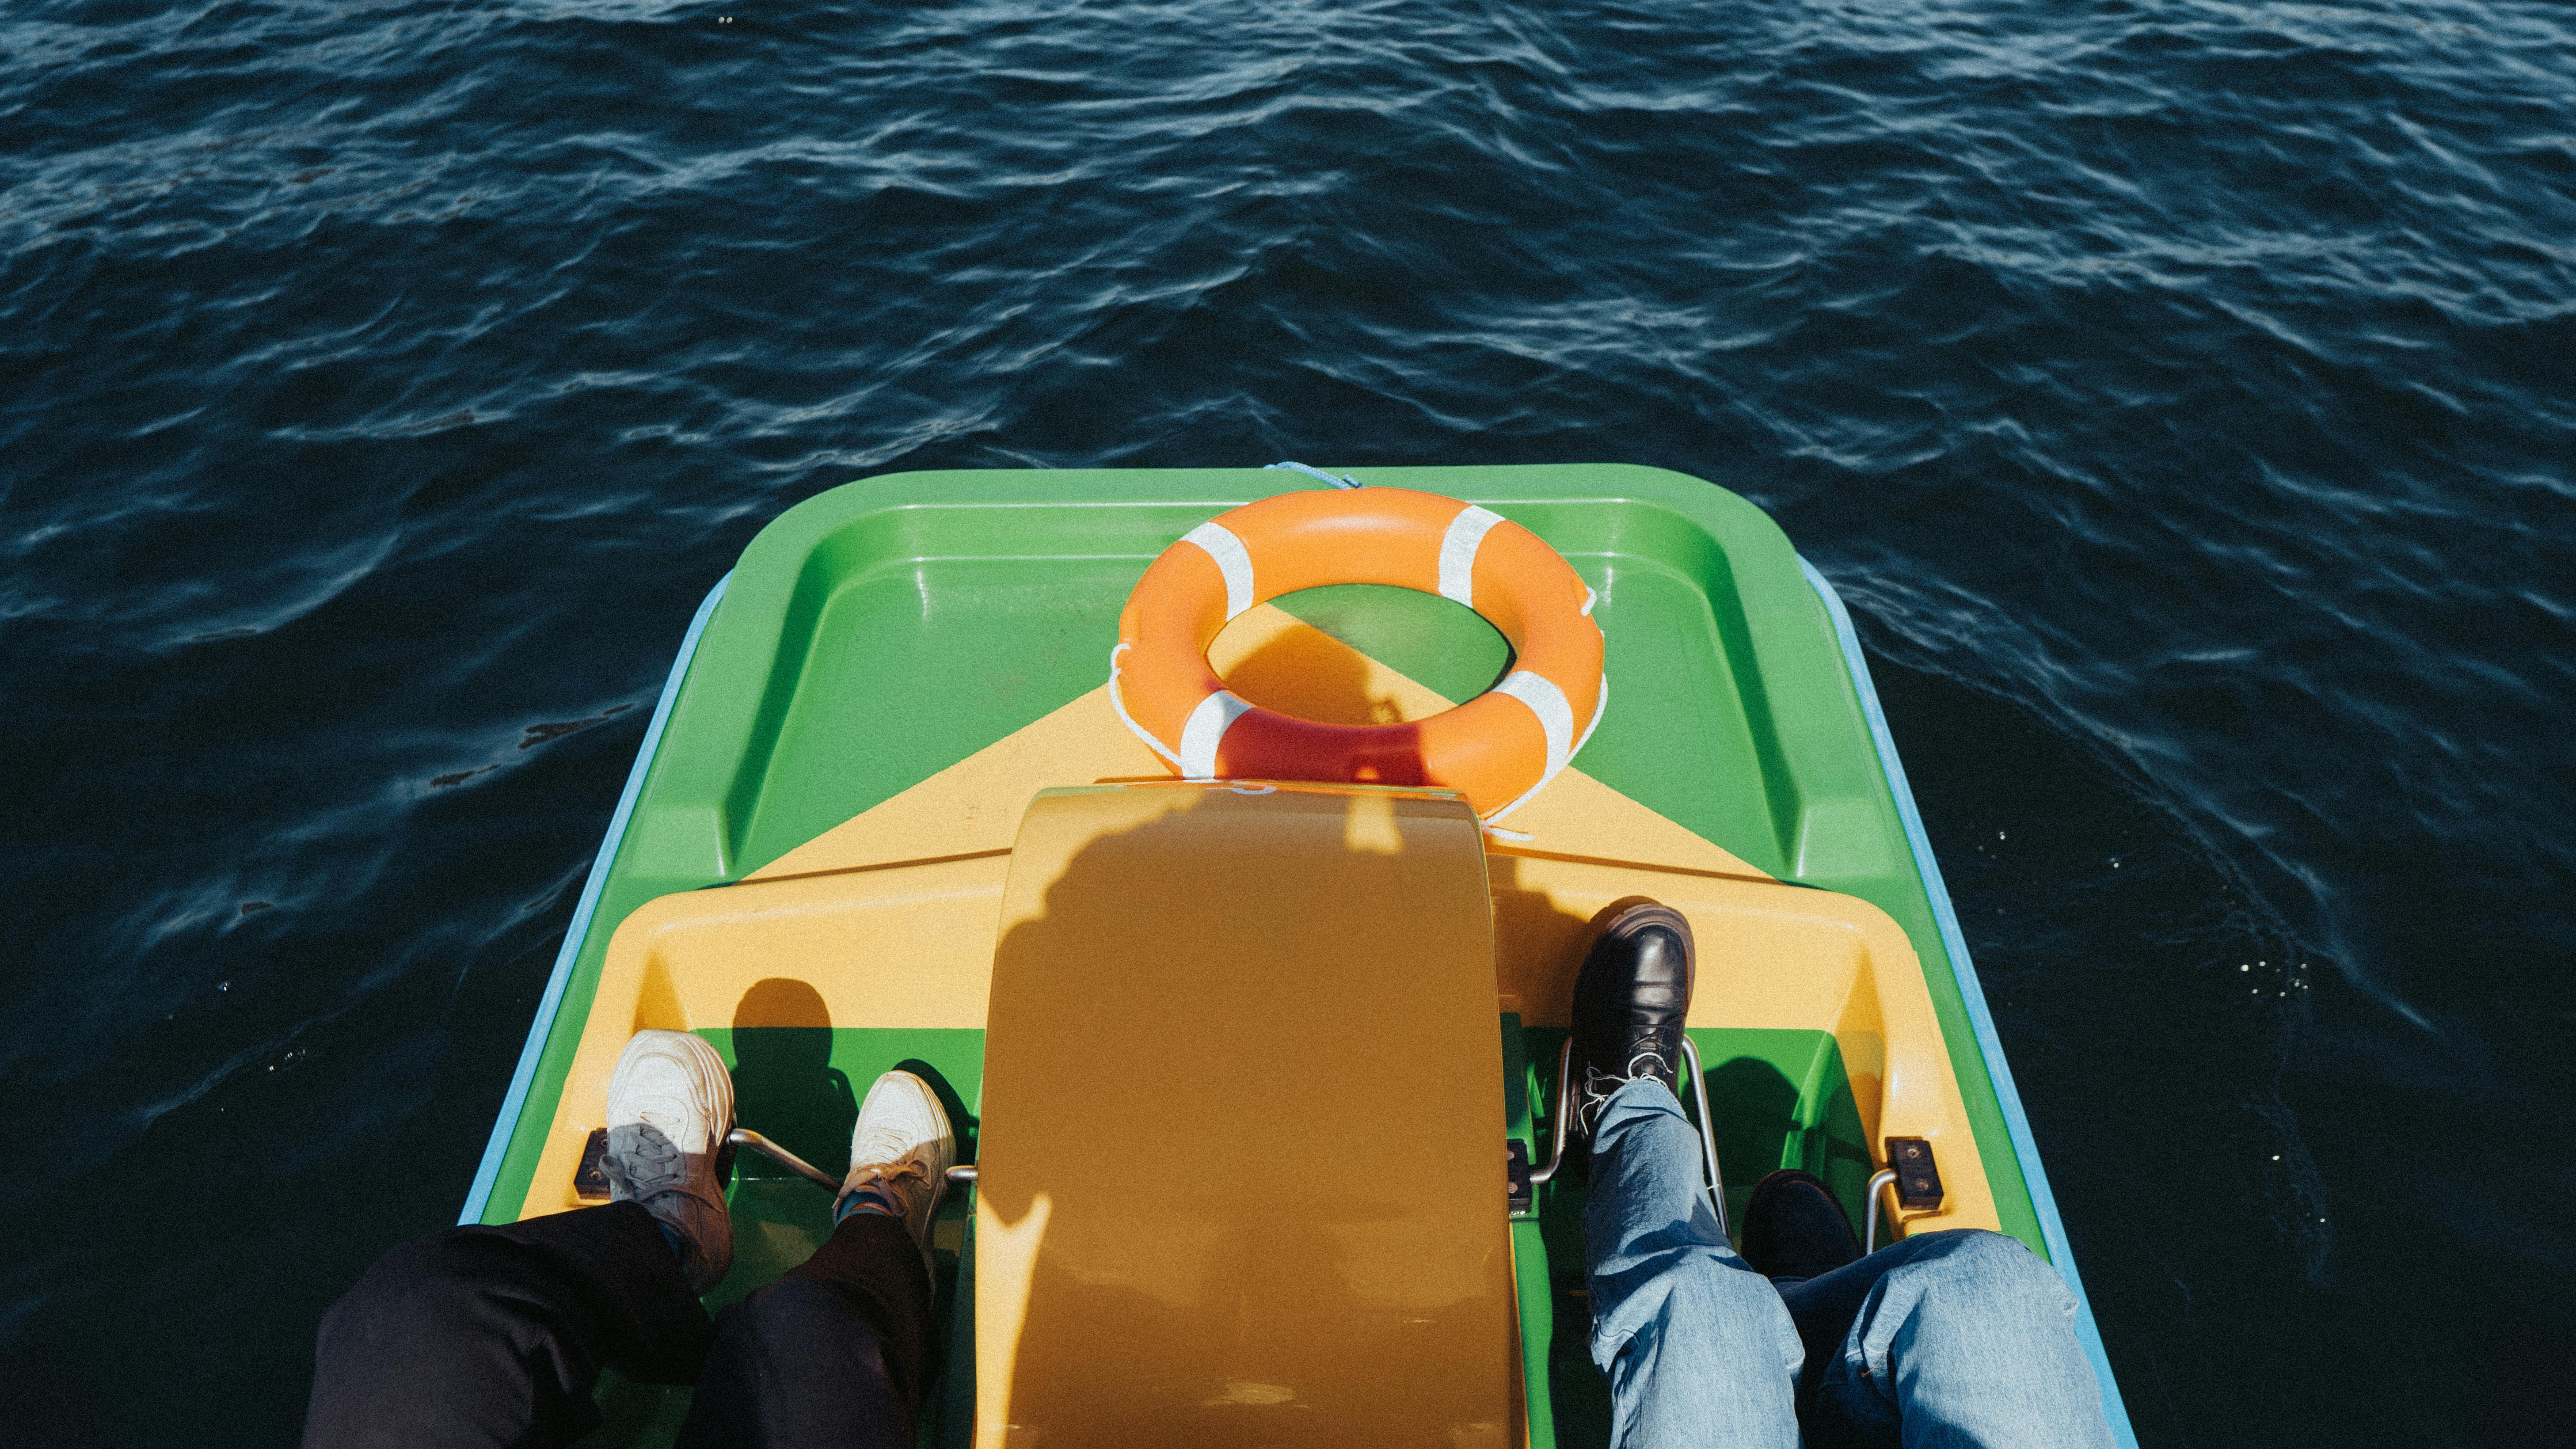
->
xmin=458 ymin=464 xmax=2138 ymax=1447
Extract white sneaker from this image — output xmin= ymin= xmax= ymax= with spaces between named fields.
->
xmin=602 ymin=1029 xmax=734 ymax=1296
xmin=835 ymin=1070 xmax=955 ymax=1284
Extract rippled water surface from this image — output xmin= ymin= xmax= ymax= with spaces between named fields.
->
xmin=4 ymin=0 xmax=2572 ymax=1442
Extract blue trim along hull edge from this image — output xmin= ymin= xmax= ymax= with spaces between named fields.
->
xmin=1801 ymin=556 xmax=2139 ymax=1449
xmin=455 ymin=573 xmax=732 ymax=1225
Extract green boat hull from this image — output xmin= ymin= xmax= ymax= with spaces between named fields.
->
xmin=459 ymin=464 xmax=2134 ymax=1446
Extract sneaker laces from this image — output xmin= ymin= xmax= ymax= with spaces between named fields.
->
xmin=840 ymin=1155 xmax=935 ymax=1219
xmin=1577 ymin=1048 xmax=1673 ymax=1132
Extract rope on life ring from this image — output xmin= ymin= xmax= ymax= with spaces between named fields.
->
xmin=1109 ymin=485 xmax=1605 ymax=822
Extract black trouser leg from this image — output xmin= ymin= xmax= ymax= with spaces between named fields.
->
xmin=675 ymin=1212 xmax=935 ymax=1449
xmin=304 ymin=1203 xmax=712 ymax=1449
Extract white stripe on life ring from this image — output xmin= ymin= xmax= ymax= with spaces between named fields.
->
xmin=1573 ymin=671 xmax=1608 ymax=758
xmin=1106 ymin=643 xmax=1185 ymax=771
xmin=1484 ymin=673 xmax=1604 ymax=826
xmin=1182 ymin=522 xmax=1256 ymax=621
xmin=1492 ymin=669 xmax=1574 ymax=781
xmin=1437 ymin=506 xmax=1506 ymax=608
xmin=1179 ymin=689 xmax=1257 ymax=779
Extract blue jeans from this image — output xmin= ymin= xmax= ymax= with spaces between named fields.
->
xmin=1585 ymin=1080 xmax=2116 ymax=1449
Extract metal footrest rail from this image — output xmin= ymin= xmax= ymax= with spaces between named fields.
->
xmin=1525 ymin=1036 xmax=1729 ymax=1237
xmin=726 ymin=1128 xmax=982 ymax=1190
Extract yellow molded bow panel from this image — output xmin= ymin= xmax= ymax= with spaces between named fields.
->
xmin=974 ymin=781 xmax=1517 ymax=1449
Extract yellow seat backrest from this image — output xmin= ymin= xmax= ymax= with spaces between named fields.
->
xmin=973 ymin=782 xmax=1517 ymax=1449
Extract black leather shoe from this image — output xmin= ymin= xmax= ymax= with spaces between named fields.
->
xmin=1738 ymin=1169 xmax=1863 ymax=1281
xmin=1568 ymin=900 xmax=1696 ymax=1155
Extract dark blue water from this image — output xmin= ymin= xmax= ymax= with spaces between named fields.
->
xmin=4 ymin=0 xmax=2570 ymax=1441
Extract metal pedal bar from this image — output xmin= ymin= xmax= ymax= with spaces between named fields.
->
xmin=1524 ymin=1035 xmax=1729 ymax=1238
xmin=1864 ymin=1167 xmax=1899 ymax=1254
xmin=1527 ymin=1038 xmax=1577 ymax=1188
xmin=1678 ymin=1034 xmax=1728 ymax=1239
xmin=727 ymin=1128 xmax=982 ymax=1192
xmin=726 ymin=1128 xmax=840 ymax=1191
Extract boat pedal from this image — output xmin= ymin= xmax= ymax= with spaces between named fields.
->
xmin=575 ymin=1124 xmax=757 ymax=1202
xmin=1885 ymin=1136 xmax=1944 ymax=1210
xmin=574 ymin=1127 xmax=612 ymax=1202
xmin=1506 ymin=1140 xmax=1534 ymax=1218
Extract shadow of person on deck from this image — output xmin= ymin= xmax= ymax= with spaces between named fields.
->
xmin=729 ymin=977 xmax=859 ymax=1179
xmin=975 ymin=783 xmax=1518 ymax=1447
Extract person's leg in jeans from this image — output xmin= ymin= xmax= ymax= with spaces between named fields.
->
xmin=1564 ymin=901 xmax=1806 ymax=1449
xmin=1587 ymin=1078 xmax=1807 ymax=1449
xmin=1568 ymin=898 xmax=2114 ymax=1449
xmin=676 ymin=1069 xmax=953 ymax=1449
xmin=1773 ymin=1230 xmax=2115 ymax=1449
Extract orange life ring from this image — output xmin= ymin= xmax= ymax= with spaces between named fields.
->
xmin=1111 ymin=487 xmax=1606 ymax=821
